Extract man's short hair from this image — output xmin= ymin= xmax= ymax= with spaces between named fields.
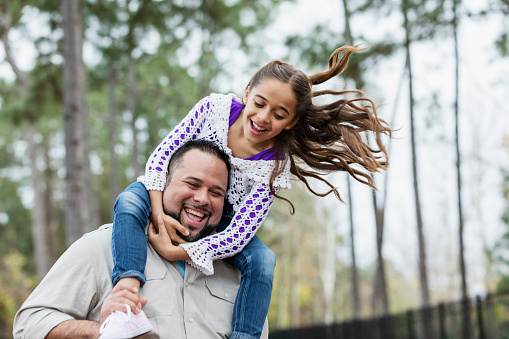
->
xmin=167 ymin=139 xmax=231 ymax=189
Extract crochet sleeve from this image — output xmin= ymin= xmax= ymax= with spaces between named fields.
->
xmin=140 ymin=96 xmax=212 ymax=191
xmin=180 ymin=182 xmax=276 ymax=275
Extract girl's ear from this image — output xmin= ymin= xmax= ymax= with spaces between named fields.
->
xmin=285 ymin=118 xmax=299 ymax=130
xmin=243 ymin=87 xmax=250 ymax=104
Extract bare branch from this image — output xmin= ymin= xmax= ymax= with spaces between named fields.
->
xmin=0 ymin=2 xmax=29 ymax=95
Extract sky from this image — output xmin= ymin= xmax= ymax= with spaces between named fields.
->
xmin=262 ymin=0 xmax=509 ymax=300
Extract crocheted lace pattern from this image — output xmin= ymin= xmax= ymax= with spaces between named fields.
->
xmin=139 ymin=93 xmax=291 ymax=275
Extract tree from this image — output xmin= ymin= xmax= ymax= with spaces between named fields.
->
xmin=0 ymin=1 xmax=55 ymax=279
xmin=61 ymin=0 xmax=100 ymax=245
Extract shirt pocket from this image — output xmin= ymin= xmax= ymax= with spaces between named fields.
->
xmin=141 ymin=264 xmax=175 ymax=317
xmin=204 ymin=272 xmax=239 ymax=334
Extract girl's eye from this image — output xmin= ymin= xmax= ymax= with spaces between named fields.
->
xmin=254 ymin=102 xmax=263 ymax=108
xmin=274 ymin=113 xmax=284 ymax=120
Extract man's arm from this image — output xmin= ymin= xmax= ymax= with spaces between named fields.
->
xmin=46 ymin=320 xmax=100 ymax=339
xmin=46 ymin=279 xmax=148 ymax=339
xmin=13 ymin=227 xmax=112 ymax=339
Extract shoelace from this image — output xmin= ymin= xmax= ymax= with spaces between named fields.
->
xmin=99 ymin=304 xmax=132 ymax=334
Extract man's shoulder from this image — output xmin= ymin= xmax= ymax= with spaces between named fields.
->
xmin=81 ymin=224 xmax=113 ymax=242
xmin=69 ymin=224 xmax=114 ymax=259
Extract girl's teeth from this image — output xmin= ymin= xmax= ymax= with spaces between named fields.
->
xmin=252 ymin=121 xmax=265 ymax=131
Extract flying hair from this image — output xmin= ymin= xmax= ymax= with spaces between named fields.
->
xmin=246 ymin=45 xmax=392 ymax=213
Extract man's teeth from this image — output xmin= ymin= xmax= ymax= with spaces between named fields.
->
xmin=185 ymin=208 xmax=204 ymax=218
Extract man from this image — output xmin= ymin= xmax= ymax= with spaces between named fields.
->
xmin=13 ymin=139 xmax=268 ymax=339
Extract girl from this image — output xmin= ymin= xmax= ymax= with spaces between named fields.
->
xmin=100 ymin=45 xmax=391 ymax=339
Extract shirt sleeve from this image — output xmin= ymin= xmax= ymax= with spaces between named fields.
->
xmin=13 ymin=232 xmax=102 ymax=339
xmin=180 ymin=182 xmax=277 ymax=275
xmin=140 ymin=96 xmax=212 ymax=191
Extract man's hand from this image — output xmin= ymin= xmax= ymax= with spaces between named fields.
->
xmin=100 ymin=281 xmax=148 ymax=324
xmin=148 ymin=215 xmax=190 ymax=261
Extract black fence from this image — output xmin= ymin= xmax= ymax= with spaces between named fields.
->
xmin=269 ymin=290 xmax=509 ymax=339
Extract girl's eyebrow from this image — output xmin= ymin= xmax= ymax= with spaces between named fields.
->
xmin=255 ymin=94 xmax=290 ymax=116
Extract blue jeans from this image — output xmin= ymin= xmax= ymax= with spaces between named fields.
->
xmin=111 ymin=182 xmax=276 ymax=339
xmin=217 ymin=213 xmax=276 ymax=339
xmin=111 ymin=182 xmax=150 ymax=286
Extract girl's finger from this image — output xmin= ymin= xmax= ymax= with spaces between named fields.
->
xmin=164 ymin=217 xmax=189 ymax=236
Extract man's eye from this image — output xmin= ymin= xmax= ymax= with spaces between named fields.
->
xmin=211 ymin=191 xmax=223 ymax=197
xmin=187 ymin=182 xmax=198 ymax=188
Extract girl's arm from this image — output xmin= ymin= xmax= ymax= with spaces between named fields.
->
xmin=180 ymin=182 xmax=277 ymax=275
xmin=148 ymin=191 xmax=189 ymax=243
xmin=142 ymin=96 xmax=213 ymax=243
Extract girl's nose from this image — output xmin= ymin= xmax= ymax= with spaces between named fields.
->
xmin=258 ymin=109 xmax=270 ymax=123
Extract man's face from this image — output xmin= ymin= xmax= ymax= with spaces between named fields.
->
xmin=162 ymin=149 xmax=228 ymax=241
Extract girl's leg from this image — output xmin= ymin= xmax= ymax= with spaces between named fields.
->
xmin=217 ymin=212 xmax=275 ymax=339
xmin=111 ymin=181 xmax=151 ymax=287
xmin=228 ymin=236 xmax=276 ymax=339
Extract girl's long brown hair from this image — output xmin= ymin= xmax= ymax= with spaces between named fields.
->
xmin=247 ymin=45 xmax=392 ymax=213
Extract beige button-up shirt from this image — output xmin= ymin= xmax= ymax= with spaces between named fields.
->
xmin=13 ymin=224 xmax=268 ymax=338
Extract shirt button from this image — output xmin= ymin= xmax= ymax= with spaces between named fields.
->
xmin=185 ymin=282 xmax=189 ymax=287
xmin=189 ymin=317 xmax=194 ymax=323
xmin=224 ymin=292 xmax=229 ymax=298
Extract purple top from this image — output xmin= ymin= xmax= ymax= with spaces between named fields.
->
xmin=229 ymin=99 xmax=276 ymax=161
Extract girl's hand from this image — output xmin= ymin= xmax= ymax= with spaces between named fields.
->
xmin=151 ymin=213 xmax=189 ymax=245
xmin=149 ymin=190 xmax=188 ymax=244
xmin=100 ymin=282 xmax=147 ymax=324
xmin=148 ymin=215 xmax=189 ymax=261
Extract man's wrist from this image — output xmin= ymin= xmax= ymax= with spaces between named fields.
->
xmin=46 ymin=319 xmax=101 ymax=339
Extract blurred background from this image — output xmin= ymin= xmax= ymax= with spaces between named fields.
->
xmin=0 ymin=0 xmax=508 ymax=337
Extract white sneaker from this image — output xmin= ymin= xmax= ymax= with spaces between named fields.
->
xmin=99 ymin=304 xmax=153 ymax=339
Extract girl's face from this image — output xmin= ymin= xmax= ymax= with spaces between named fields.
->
xmin=242 ymin=79 xmax=298 ymax=151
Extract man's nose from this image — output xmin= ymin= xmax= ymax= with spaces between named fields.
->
xmin=193 ymin=188 xmax=209 ymax=205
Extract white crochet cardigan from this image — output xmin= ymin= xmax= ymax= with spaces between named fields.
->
xmin=138 ymin=93 xmax=291 ymax=275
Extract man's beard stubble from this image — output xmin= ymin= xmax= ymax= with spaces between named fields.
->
xmin=163 ymin=207 xmax=218 ymax=242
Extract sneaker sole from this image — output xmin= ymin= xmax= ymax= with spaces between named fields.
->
xmin=99 ymin=324 xmax=153 ymax=339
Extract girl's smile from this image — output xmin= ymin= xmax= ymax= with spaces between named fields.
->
xmin=240 ymin=79 xmax=298 ymax=153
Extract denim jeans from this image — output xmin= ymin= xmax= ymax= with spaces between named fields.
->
xmin=111 ymin=181 xmax=276 ymax=339
xmin=217 ymin=213 xmax=276 ymax=339
xmin=111 ymin=181 xmax=151 ymax=286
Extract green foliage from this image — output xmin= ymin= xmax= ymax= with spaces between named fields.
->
xmin=495 ymin=170 xmax=509 ymax=291
xmin=0 ymin=251 xmax=36 ymax=338
xmin=285 ymin=25 xmax=397 ymax=88
xmin=0 ymin=178 xmax=33 ymax=268
xmin=496 ymin=32 xmax=509 ymax=57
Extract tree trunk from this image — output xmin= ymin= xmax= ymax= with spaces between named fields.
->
xmin=341 ymin=0 xmax=362 ymax=319
xmin=61 ymin=0 xmax=98 ymax=244
xmin=290 ymin=223 xmax=300 ymax=326
xmin=403 ymin=0 xmax=431 ymax=336
xmin=347 ymin=177 xmax=360 ymax=319
xmin=108 ymin=61 xmax=120 ymax=210
xmin=452 ymin=0 xmax=470 ymax=337
xmin=128 ymin=54 xmax=141 ymax=179
xmin=26 ymin=124 xmax=53 ymax=279
xmin=372 ymin=190 xmax=389 ymax=315
xmin=316 ymin=193 xmax=336 ymax=324
xmin=1 ymin=3 xmax=53 ymax=278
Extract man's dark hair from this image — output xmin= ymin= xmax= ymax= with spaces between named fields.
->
xmin=167 ymin=139 xmax=231 ymax=189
